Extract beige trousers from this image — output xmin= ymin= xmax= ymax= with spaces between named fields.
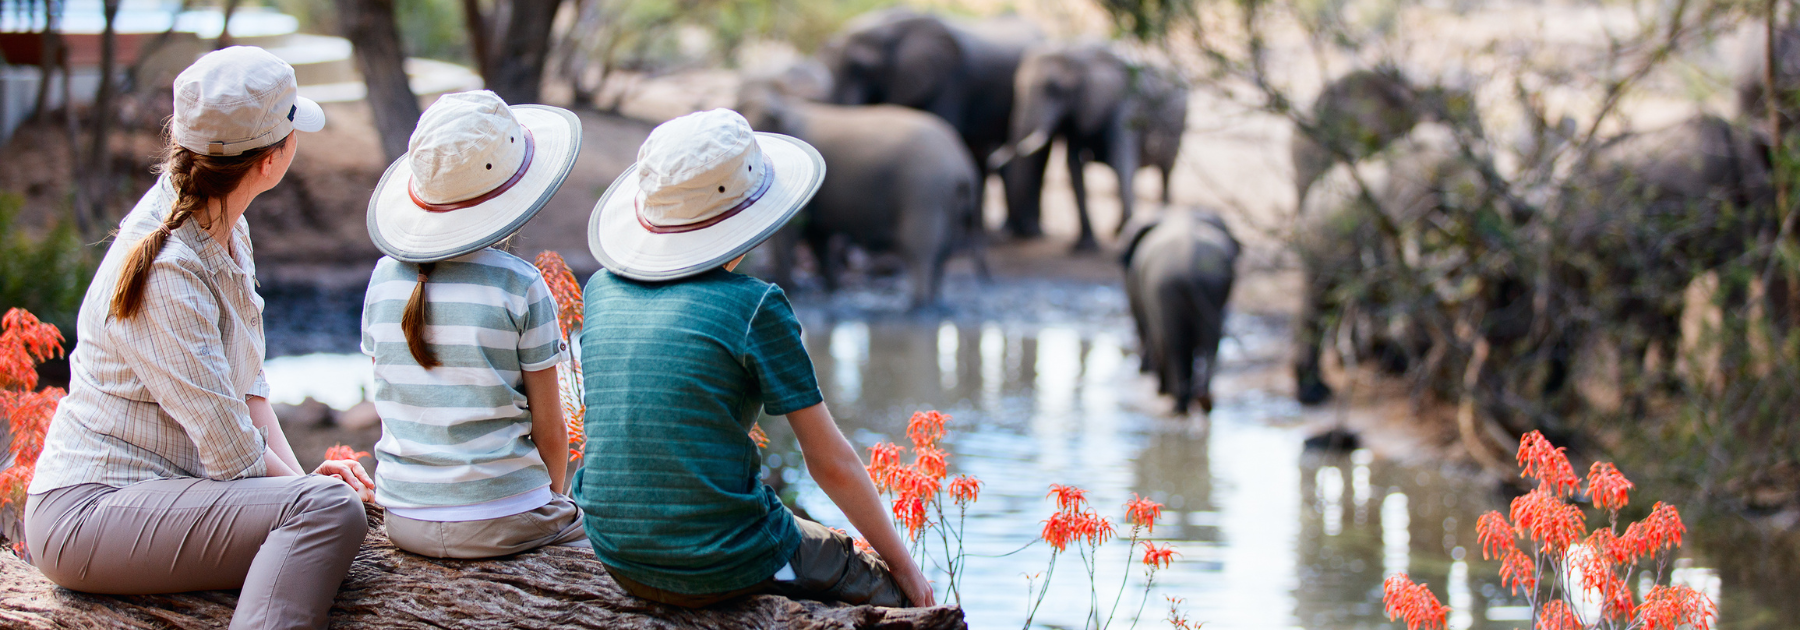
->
xmin=24 ymin=476 xmax=369 ymax=630
xmin=384 ymin=493 xmax=590 ymax=559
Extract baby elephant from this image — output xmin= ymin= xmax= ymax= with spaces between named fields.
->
xmin=739 ymin=83 xmax=983 ymax=309
xmin=1121 ymin=208 xmax=1239 ymax=414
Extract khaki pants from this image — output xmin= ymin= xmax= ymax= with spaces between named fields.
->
xmin=604 ymin=517 xmax=908 ymax=608
xmin=384 ymin=493 xmax=590 ymax=559
xmin=24 ymin=476 xmax=369 ymax=630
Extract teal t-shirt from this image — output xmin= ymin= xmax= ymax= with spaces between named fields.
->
xmin=575 ymin=268 xmax=821 ymax=594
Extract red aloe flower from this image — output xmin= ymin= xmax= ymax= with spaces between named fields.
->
xmin=1048 ymin=484 xmax=1089 ymax=513
xmin=747 ymin=422 xmax=770 ymax=449
xmin=853 ymin=537 xmax=875 ymax=554
xmin=1071 ymin=510 xmax=1115 ymax=546
xmin=1498 ymin=548 xmax=1537 ymax=596
xmin=1126 ymin=493 xmax=1164 ymax=532
xmin=1510 ymin=488 xmax=1586 ymax=553
xmin=866 ymin=442 xmax=904 ymax=492
xmin=1538 ymin=601 xmax=1581 ymax=630
xmin=323 ymin=444 xmax=371 ymax=462
xmin=906 ymin=410 xmax=948 ymax=450
xmin=1639 ymin=502 xmax=1686 ymax=553
xmin=0 ymin=308 xmax=64 ymax=391
xmin=1382 ymin=573 xmax=1450 ymax=630
xmin=1586 ymin=462 xmax=1633 ymax=512
xmin=532 ymin=252 xmax=584 ymax=335
xmin=1517 ymin=431 xmax=1579 ymax=497
xmin=913 ymin=445 xmax=949 ymax=481
xmin=948 ymin=475 xmax=983 ymax=505
xmin=1637 ymin=584 xmax=1715 ymax=630
xmin=1476 ymin=511 xmax=1516 ymax=560
xmin=1042 ymin=510 xmax=1079 ymax=552
xmin=1142 ymin=542 xmax=1179 ymax=569
xmin=1574 ymin=542 xmax=1634 ymax=620
xmin=893 ymin=493 xmax=928 ymax=538
xmin=0 ymin=464 xmax=35 ymax=511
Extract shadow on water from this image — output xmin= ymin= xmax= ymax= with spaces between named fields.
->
xmin=259 ymin=276 xmax=1792 ymax=629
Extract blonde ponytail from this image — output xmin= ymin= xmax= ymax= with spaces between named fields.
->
xmin=402 ymin=262 xmax=440 ymax=369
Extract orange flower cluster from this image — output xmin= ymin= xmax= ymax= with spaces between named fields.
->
xmin=531 ymin=251 xmax=588 ymax=463
xmin=1414 ymin=431 xmax=1712 ymax=630
xmin=1165 ymin=596 xmax=1196 ymax=630
xmin=1537 ymin=601 xmax=1581 ymax=630
xmin=1637 ymin=585 xmax=1715 ymax=630
xmin=1585 ymin=462 xmax=1633 ymax=512
xmin=948 ymin=475 xmax=982 ymax=505
xmin=322 ymin=444 xmax=370 ymax=462
xmin=1142 ymin=542 xmax=1179 ymax=569
xmin=1517 ymin=431 xmax=1579 ymax=497
xmin=1126 ymin=493 xmax=1164 ymax=532
xmin=1039 ymin=484 xmax=1114 ymax=552
xmin=748 ymin=423 xmax=771 ymax=449
xmin=0 ymin=309 xmax=66 ymax=512
xmin=1382 ymin=573 xmax=1449 ymax=630
xmin=864 ymin=411 xmax=980 ymax=540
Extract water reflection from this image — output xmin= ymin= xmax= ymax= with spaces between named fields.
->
xmin=261 ymin=310 xmax=1766 ymax=628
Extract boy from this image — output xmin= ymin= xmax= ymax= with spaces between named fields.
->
xmin=576 ymin=109 xmax=933 ymax=608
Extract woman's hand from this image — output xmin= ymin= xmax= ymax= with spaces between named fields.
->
xmin=315 ymin=459 xmax=376 ymax=503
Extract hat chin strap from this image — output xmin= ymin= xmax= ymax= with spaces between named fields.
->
xmin=636 ymin=161 xmax=776 ymax=235
xmin=408 ymin=126 xmax=536 ymax=213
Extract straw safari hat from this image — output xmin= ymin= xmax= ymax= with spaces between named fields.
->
xmin=588 ymin=109 xmax=825 ymax=281
xmin=368 ymin=90 xmax=581 ymax=263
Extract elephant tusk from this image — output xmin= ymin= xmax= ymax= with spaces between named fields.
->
xmin=989 ymin=129 xmax=1050 ymax=170
xmin=988 ymin=146 xmax=1016 ymax=170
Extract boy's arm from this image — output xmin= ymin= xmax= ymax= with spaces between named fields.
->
xmin=522 ymin=367 xmax=569 ymax=495
xmin=787 ymin=402 xmax=936 ymax=607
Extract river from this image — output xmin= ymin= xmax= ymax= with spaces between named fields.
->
xmin=260 ymin=275 xmax=1776 ymax=630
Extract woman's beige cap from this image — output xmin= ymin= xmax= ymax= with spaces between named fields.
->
xmin=171 ymin=46 xmax=325 ymax=156
xmin=589 ymin=109 xmax=824 ymax=281
xmin=367 ymin=90 xmax=582 ymax=263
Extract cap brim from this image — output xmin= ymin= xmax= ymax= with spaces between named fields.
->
xmin=587 ymin=133 xmax=825 ymax=282
xmin=293 ymin=96 xmax=326 ymax=133
xmin=367 ymin=105 xmax=582 ymax=263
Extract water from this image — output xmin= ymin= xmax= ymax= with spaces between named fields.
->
xmin=261 ymin=279 xmax=1769 ymax=630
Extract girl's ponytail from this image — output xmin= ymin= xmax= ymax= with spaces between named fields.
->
xmin=110 ymin=135 xmax=290 ymax=319
xmin=402 ymin=262 xmax=440 ymax=369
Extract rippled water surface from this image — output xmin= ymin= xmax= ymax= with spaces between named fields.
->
xmin=264 ymin=279 xmax=1768 ymax=630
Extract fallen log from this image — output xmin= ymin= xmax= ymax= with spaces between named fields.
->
xmin=0 ymin=508 xmax=965 ymax=630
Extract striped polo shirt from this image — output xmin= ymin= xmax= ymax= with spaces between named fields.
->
xmin=360 ymin=248 xmax=568 ymax=515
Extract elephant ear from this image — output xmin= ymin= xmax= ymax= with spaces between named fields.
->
xmin=888 ymin=18 xmax=963 ymax=110
xmin=1077 ymin=51 xmax=1130 ymax=136
xmin=1118 ymin=211 xmax=1162 ymax=267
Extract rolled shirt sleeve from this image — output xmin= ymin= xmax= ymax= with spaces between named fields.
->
xmin=518 ymin=272 xmax=570 ymax=372
xmin=114 ymin=262 xmax=267 ymax=481
xmin=742 ymin=284 xmax=823 ymax=416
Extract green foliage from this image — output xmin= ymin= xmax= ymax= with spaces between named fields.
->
xmin=273 ymin=0 xmax=472 ymax=63
xmin=0 ymin=194 xmax=93 ymax=336
xmin=1094 ymin=0 xmax=1194 ymax=42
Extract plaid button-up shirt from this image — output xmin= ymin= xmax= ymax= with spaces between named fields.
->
xmin=30 ymin=176 xmax=271 ymax=492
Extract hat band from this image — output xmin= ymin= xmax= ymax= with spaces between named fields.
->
xmin=408 ymin=126 xmax=537 ymax=213
xmin=637 ymin=161 xmax=775 ymax=234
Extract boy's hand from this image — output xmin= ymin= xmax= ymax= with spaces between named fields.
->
xmin=316 ymin=459 xmax=376 ymax=503
xmin=892 ymin=563 xmax=936 ymax=607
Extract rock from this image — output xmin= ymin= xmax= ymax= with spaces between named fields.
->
xmin=338 ymin=401 xmax=381 ymax=431
xmin=0 ymin=508 xmax=964 ymax=630
xmin=273 ymin=397 xmax=335 ymax=428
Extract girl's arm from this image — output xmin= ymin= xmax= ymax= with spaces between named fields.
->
xmin=248 ymin=396 xmax=304 ymax=474
xmin=787 ymin=402 xmax=936 ymax=607
xmin=521 ymin=367 xmax=569 ymax=495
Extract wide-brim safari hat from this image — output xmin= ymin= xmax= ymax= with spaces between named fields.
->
xmin=368 ymin=90 xmax=581 ymax=263
xmin=589 ymin=108 xmax=824 ymax=281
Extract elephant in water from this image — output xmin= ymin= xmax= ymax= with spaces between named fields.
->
xmin=1291 ymin=68 xmax=1479 ymax=213
xmin=820 ymin=9 xmax=1043 ymax=227
xmin=1000 ymin=43 xmax=1189 ymax=251
xmin=738 ymin=83 xmax=984 ymax=310
xmin=1121 ymin=207 xmax=1239 ymax=414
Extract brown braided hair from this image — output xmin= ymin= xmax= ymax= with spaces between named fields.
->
xmin=109 ymin=134 xmax=291 ymax=320
xmin=401 ymin=262 xmax=441 ymax=369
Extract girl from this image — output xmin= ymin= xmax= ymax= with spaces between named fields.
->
xmin=358 ymin=90 xmax=588 ymax=558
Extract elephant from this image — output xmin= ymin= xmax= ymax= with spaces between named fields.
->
xmin=1000 ymin=43 xmax=1189 ymax=251
xmin=1291 ymin=123 xmax=1513 ymax=405
xmin=820 ymin=9 xmax=1043 ymax=229
xmin=1121 ymin=207 xmax=1239 ymax=414
xmin=1291 ymin=68 xmax=1480 ymax=214
xmin=737 ymin=83 xmax=984 ymax=309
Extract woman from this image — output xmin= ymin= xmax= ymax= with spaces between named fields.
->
xmin=23 ymin=47 xmax=372 ymax=630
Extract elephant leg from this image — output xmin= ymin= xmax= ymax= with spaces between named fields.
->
xmin=1157 ymin=283 xmax=1197 ymax=414
xmin=1004 ymin=149 xmax=1051 ymax=238
xmin=808 ymin=229 xmax=839 ymax=293
xmin=906 ymin=245 xmax=948 ymax=311
xmin=1126 ymin=267 xmax=1154 ymax=374
xmin=1068 ymin=146 xmax=1098 ymax=252
xmin=1160 ymin=164 xmax=1174 ymax=205
xmin=768 ymin=223 xmax=802 ymax=291
xmin=1195 ymin=280 xmax=1230 ymax=415
xmin=1109 ymin=128 xmax=1141 ymax=236
xmin=1295 ymin=260 xmax=1335 ymax=405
